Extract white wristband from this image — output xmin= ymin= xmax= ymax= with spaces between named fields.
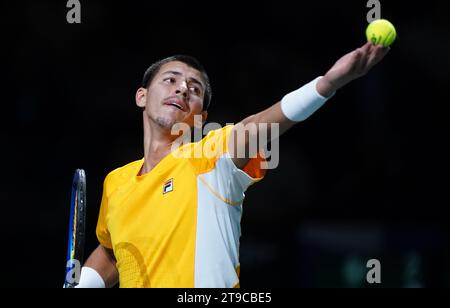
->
xmin=75 ymin=267 xmax=106 ymax=288
xmin=281 ymin=77 xmax=335 ymax=122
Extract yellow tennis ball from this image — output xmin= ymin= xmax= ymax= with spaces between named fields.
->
xmin=366 ymin=19 xmax=397 ymax=47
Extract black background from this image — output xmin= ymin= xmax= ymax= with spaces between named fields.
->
xmin=1 ymin=0 xmax=449 ymax=287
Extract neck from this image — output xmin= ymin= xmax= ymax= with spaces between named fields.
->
xmin=140 ymin=113 xmax=179 ymax=175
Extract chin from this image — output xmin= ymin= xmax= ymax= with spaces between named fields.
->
xmin=155 ymin=116 xmax=180 ymax=129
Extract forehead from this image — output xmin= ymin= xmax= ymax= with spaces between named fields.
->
xmin=157 ymin=61 xmax=203 ymax=81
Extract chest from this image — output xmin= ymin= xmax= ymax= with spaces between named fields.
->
xmin=106 ymin=162 xmax=199 ymax=243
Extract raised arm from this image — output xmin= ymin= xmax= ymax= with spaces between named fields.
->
xmin=230 ymin=42 xmax=390 ymax=169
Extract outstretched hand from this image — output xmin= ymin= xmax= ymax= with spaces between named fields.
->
xmin=317 ymin=42 xmax=390 ymax=97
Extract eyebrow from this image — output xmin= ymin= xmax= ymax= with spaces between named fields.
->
xmin=162 ymin=71 xmax=205 ymax=91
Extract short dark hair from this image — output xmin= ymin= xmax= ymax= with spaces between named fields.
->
xmin=142 ymin=55 xmax=212 ymax=111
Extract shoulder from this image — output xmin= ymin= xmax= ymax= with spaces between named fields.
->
xmin=103 ymin=159 xmax=143 ymax=192
xmin=203 ymin=125 xmax=234 ymax=140
xmin=196 ymin=125 xmax=235 ymax=153
xmin=185 ymin=125 xmax=234 ymax=174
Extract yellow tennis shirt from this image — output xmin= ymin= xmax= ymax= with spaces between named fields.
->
xmin=96 ymin=125 xmax=266 ymax=288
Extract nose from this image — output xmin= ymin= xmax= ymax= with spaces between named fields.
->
xmin=176 ymin=81 xmax=189 ymax=99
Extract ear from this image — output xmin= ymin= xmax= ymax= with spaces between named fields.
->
xmin=136 ymin=88 xmax=147 ymax=108
xmin=201 ymin=110 xmax=208 ymax=124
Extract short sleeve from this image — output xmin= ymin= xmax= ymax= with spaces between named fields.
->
xmin=192 ymin=125 xmax=267 ymax=205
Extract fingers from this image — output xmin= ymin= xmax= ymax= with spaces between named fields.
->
xmin=340 ymin=42 xmax=390 ymax=78
xmin=360 ymin=41 xmax=373 ymax=50
xmin=354 ymin=43 xmax=372 ymax=73
xmin=361 ymin=42 xmax=372 ymax=53
xmin=351 ymin=49 xmax=366 ymax=72
xmin=356 ymin=42 xmax=390 ymax=75
xmin=380 ymin=46 xmax=391 ymax=58
xmin=367 ymin=44 xmax=390 ymax=69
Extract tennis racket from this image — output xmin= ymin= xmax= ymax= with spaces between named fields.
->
xmin=64 ymin=169 xmax=87 ymax=288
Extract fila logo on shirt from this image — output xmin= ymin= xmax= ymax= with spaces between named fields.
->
xmin=163 ymin=179 xmax=174 ymax=194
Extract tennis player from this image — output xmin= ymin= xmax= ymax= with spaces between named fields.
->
xmin=75 ymin=42 xmax=389 ymax=288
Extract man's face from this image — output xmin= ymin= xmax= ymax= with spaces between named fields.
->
xmin=137 ymin=61 xmax=207 ymax=130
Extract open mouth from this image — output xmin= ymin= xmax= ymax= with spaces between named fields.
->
xmin=164 ymin=98 xmax=186 ymax=111
xmin=167 ymin=102 xmax=183 ymax=110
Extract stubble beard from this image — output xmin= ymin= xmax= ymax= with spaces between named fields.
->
xmin=154 ymin=115 xmax=178 ymax=130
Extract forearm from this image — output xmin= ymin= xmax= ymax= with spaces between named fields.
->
xmin=80 ymin=245 xmax=119 ymax=288
xmin=230 ymin=43 xmax=389 ymax=169
xmin=239 ymin=102 xmax=295 ymax=140
xmin=316 ymin=75 xmax=340 ymax=98
xmin=231 ymin=77 xmax=332 ymax=168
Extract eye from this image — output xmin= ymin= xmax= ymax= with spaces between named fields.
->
xmin=189 ymin=86 xmax=201 ymax=95
xmin=164 ymin=77 xmax=176 ymax=84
